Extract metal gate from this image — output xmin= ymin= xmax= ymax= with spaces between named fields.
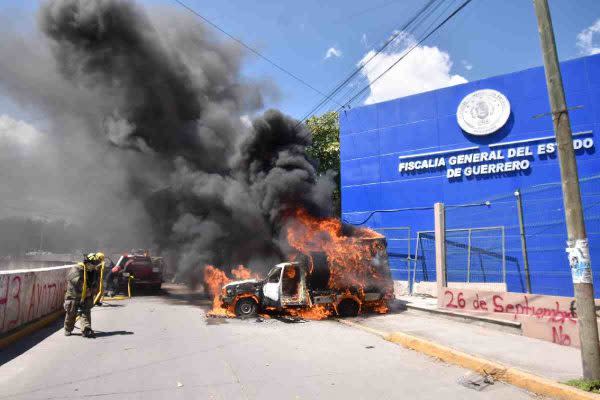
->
xmin=413 ymin=226 xmax=506 ymax=290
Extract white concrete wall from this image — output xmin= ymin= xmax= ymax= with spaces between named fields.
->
xmin=393 ymin=280 xmax=410 ymax=297
xmin=393 ymin=280 xmax=508 ymax=298
xmin=0 ymin=265 xmax=73 ymax=334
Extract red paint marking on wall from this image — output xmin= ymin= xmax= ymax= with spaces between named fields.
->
xmin=0 ymin=275 xmax=10 ymax=332
xmin=552 ymin=325 xmax=571 ymax=346
xmin=1 ymin=268 xmax=71 ymax=334
xmin=442 ymin=287 xmax=588 ymax=348
xmin=35 ymin=283 xmax=42 ymax=318
xmin=27 ymin=282 xmax=37 ymax=322
xmin=444 ymin=290 xmax=576 ymax=324
xmin=48 ymin=283 xmax=58 ymax=309
xmin=472 ymin=294 xmax=488 ymax=311
xmin=7 ymin=276 xmax=22 ymax=330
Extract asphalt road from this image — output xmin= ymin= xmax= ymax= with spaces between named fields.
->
xmin=0 ymin=285 xmax=541 ymax=400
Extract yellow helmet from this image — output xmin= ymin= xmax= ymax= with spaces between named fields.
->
xmin=84 ymin=252 xmax=105 ymax=267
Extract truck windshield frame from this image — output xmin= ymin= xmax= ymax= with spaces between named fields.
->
xmin=266 ymin=267 xmax=281 ymax=283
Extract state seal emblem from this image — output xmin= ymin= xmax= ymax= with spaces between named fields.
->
xmin=456 ymin=89 xmax=510 ymax=136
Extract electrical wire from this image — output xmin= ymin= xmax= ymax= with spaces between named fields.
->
xmin=334 ymin=0 xmax=455 ymax=106
xmin=335 ymin=0 xmax=405 ymax=22
xmin=343 ymin=200 xmax=489 ymax=225
xmin=335 ymin=0 xmax=454 ymax=103
xmin=171 ymin=0 xmax=344 ymax=107
xmin=296 ymin=0 xmax=442 ymax=127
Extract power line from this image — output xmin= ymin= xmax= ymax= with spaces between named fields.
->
xmin=296 ymin=0 xmax=443 ymax=127
xmin=343 ymin=200 xmax=489 ymax=225
xmin=330 ymin=0 xmax=451 ymax=106
xmin=335 ymin=0 xmax=405 ymax=22
xmin=172 ymin=0 xmax=344 ymax=107
xmin=338 ymin=0 xmax=473 ymax=110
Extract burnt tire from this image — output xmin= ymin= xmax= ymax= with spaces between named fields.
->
xmin=337 ymin=299 xmax=360 ymax=318
xmin=235 ymin=298 xmax=258 ymax=318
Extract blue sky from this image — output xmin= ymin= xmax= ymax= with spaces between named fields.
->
xmin=1 ymin=0 xmax=600 ymax=122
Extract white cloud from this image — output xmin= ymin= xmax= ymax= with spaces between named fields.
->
xmin=577 ymin=19 xmax=600 ymax=55
xmin=359 ymin=35 xmax=467 ymax=104
xmin=324 ymin=47 xmax=342 ymax=59
xmin=461 ymin=59 xmax=473 ymax=71
xmin=361 ymin=33 xmax=368 ymax=48
xmin=0 ymin=114 xmax=40 ymax=147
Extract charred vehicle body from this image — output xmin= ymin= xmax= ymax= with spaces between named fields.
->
xmin=219 ymin=237 xmax=394 ymax=318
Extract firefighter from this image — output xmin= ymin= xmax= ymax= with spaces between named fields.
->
xmin=64 ymin=252 xmax=104 ymax=338
xmin=104 ymin=260 xmax=125 ymax=297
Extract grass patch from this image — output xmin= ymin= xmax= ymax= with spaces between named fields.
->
xmin=564 ymin=379 xmax=600 ymax=393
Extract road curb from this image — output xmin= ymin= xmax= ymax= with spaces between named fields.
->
xmin=338 ymin=319 xmax=599 ymax=400
xmin=0 ymin=309 xmax=64 ymax=349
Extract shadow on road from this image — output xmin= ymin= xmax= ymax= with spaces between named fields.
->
xmin=94 ymin=330 xmax=134 ymax=338
xmin=130 ymin=288 xmax=165 ymax=297
xmin=0 ymin=318 xmax=63 ymax=367
xmin=160 ymin=283 xmax=212 ymax=309
xmin=96 ymin=303 xmax=125 ymax=308
xmin=389 ymin=299 xmax=409 ymax=313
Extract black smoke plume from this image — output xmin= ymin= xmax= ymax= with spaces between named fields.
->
xmin=0 ymin=0 xmax=334 ymax=275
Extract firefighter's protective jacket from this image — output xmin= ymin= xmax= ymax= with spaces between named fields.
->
xmin=65 ymin=263 xmax=101 ymax=300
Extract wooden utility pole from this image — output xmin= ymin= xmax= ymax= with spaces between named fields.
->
xmin=533 ymin=0 xmax=600 ymax=379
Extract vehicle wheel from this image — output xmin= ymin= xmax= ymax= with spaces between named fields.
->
xmin=152 ymin=283 xmax=162 ymax=293
xmin=235 ymin=298 xmax=258 ymax=318
xmin=337 ymin=299 xmax=360 ymax=317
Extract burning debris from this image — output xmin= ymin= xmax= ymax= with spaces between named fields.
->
xmin=203 ymin=211 xmax=394 ymax=320
xmin=204 ymin=265 xmax=259 ymax=318
xmin=286 ymin=209 xmax=391 ymax=296
xmin=1 ymin=0 xmax=394 ymax=315
xmin=203 ymin=266 xmax=233 ymax=318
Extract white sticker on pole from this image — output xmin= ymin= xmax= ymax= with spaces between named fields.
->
xmin=566 ymin=239 xmax=593 ymax=284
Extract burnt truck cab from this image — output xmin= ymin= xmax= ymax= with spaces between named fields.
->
xmin=220 ymin=237 xmax=394 ymax=318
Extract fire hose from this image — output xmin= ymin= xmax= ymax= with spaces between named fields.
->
xmin=100 ymin=274 xmax=134 ymax=301
xmin=93 ymin=261 xmax=105 ymax=305
xmin=75 ymin=267 xmax=133 ymax=325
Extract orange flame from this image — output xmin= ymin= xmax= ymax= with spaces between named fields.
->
xmin=286 ymin=209 xmax=389 ymax=295
xmin=231 ymin=265 xmax=253 ymax=280
xmin=287 ymin=305 xmax=331 ymax=320
xmin=204 ymin=265 xmax=234 ymax=317
xmin=204 ymin=265 xmax=257 ymax=317
xmin=202 ymin=209 xmax=391 ymax=320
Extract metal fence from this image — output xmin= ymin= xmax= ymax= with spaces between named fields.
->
xmin=413 ymin=227 xmax=506 ymax=287
xmin=346 ymin=174 xmax=600 ymax=297
xmin=442 ymin=174 xmax=600 ymax=297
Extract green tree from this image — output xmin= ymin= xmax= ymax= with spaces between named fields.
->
xmin=305 ymin=111 xmax=341 ymax=215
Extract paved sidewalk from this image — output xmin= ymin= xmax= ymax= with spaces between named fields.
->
xmin=396 ymin=295 xmax=522 ymax=330
xmin=348 ymin=307 xmax=582 ymax=382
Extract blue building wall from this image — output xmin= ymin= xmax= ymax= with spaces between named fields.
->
xmin=340 ymin=53 xmax=600 ymax=297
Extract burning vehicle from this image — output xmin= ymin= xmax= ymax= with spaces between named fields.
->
xmin=8 ymin=0 xmax=387 ymax=314
xmin=205 ymin=211 xmax=394 ymax=319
